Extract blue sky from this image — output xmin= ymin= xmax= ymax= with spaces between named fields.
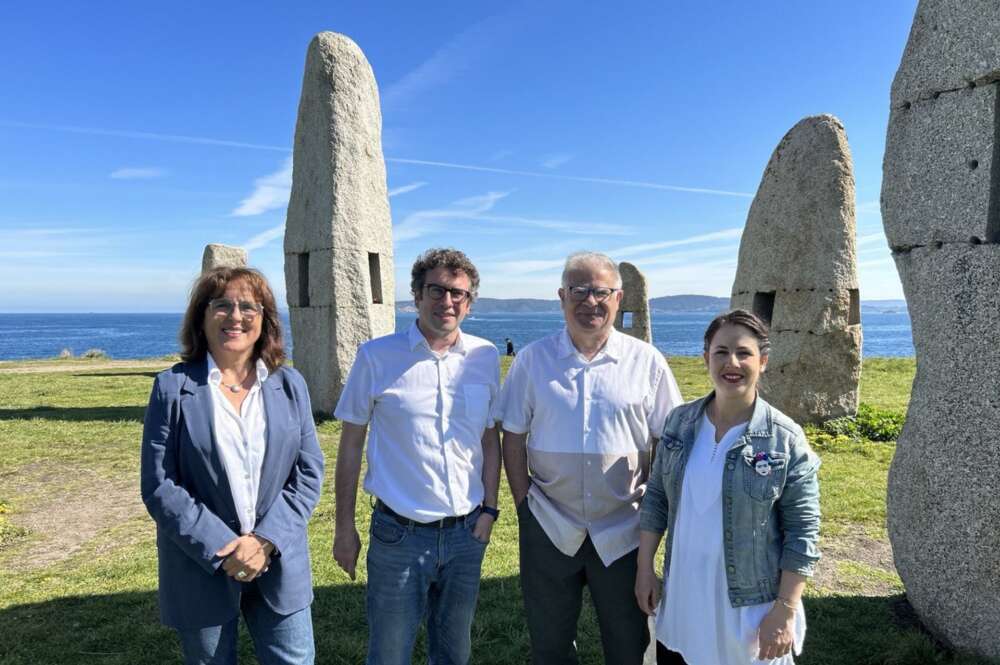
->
xmin=0 ymin=1 xmax=917 ymax=312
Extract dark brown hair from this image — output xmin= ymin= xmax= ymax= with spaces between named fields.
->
xmin=703 ymin=309 xmax=771 ymax=354
xmin=179 ymin=267 xmax=286 ymax=371
xmin=410 ymin=248 xmax=480 ymax=302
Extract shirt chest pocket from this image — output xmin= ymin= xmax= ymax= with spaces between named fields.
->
xmin=741 ymin=451 xmax=787 ymax=503
xmin=462 ymin=383 xmax=491 ymax=429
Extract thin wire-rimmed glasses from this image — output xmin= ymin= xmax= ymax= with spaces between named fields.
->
xmin=566 ymin=286 xmax=620 ymax=302
xmin=208 ymin=298 xmax=263 ymax=319
xmin=424 ymin=283 xmax=472 ymax=304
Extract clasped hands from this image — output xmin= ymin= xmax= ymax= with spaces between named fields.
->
xmin=216 ymin=534 xmax=274 ymax=583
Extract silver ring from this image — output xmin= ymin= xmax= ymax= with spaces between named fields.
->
xmin=236 ymin=570 xmax=248 ymax=579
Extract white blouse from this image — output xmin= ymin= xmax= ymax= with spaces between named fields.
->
xmin=656 ymin=414 xmax=806 ymax=665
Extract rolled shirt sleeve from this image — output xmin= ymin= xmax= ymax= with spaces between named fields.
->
xmin=334 ymin=346 xmax=374 ymax=425
xmin=498 ymin=353 xmax=533 ymax=434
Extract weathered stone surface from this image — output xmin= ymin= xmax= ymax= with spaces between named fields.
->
xmin=882 ymin=84 xmax=996 ymax=248
xmin=730 ymin=114 xmax=861 ymax=424
xmin=284 ymin=32 xmax=395 ymax=414
xmin=886 ymin=245 xmax=1000 ymax=656
xmin=614 ymin=261 xmax=651 ymax=343
xmin=201 ymin=244 xmax=247 ymax=272
xmin=884 ymin=5 xmax=1000 ymax=654
xmin=891 ymin=0 xmax=1000 ymax=104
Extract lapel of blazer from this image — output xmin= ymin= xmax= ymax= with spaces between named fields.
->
xmin=257 ymin=367 xmax=291 ymax=513
xmin=179 ymin=358 xmax=238 ymax=521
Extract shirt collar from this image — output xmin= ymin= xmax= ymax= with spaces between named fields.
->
xmin=407 ymin=320 xmax=467 ymax=355
xmin=207 ymin=353 xmax=269 ymax=386
xmin=557 ymin=327 xmax=622 ymax=362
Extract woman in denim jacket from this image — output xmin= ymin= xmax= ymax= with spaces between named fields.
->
xmin=635 ymin=310 xmax=820 ymax=664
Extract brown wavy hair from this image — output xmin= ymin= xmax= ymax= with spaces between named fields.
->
xmin=410 ymin=248 xmax=480 ymax=302
xmin=179 ymin=267 xmax=286 ymax=371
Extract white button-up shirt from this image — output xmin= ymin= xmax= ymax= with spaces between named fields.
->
xmin=500 ymin=328 xmax=682 ymax=565
xmin=207 ymin=354 xmax=269 ymax=535
xmin=334 ymin=322 xmax=501 ymax=522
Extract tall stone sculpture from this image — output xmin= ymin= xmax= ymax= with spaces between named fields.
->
xmin=201 ymin=244 xmax=247 ymax=272
xmin=730 ymin=115 xmax=861 ymax=424
xmin=284 ymin=32 xmax=395 ymax=414
xmin=614 ymin=261 xmax=652 ymax=343
xmin=884 ymin=1 xmax=1000 ymax=657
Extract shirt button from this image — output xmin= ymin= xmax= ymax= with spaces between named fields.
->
xmin=728 ymin=565 xmax=735 ymax=573
xmin=727 ymin=463 xmax=735 ymax=470
xmin=586 ymin=460 xmax=592 ymax=466
xmin=587 ymin=492 xmax=592 ymax=498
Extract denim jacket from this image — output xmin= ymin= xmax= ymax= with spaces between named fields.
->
xmin=639 ymin=393 xmax=821 ymax=607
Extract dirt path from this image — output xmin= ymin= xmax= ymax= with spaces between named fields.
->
xmin=0 ymin=461 xmax=148 ymax=571
xmin=811 ymin=526 xmax=901 ymax=596
xmin=0 ymin=360 xmax=170 ymax=374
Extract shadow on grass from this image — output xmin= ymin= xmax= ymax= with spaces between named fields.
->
xmin=0 ymin=406 xmax=146 ymax=422
xmin=0 ymin=588 xmax=993 ymax=665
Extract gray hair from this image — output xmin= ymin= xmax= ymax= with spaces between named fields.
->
xmin=561 ymin=251 xmax=622 ymax=288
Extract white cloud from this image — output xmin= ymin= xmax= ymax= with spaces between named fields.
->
xmin=110 ymin=167 xmax=166 ymax=180
xmin=232 ymin=157 xmax=293 ymax=217
xmin=611 ymin=228 xmax=744 ymax=259
xmin=395 ymin=191 xmax=509 ymax=242
xmin=0 ymin=120 xmax=290 ymax=152
xmin=540 ymin=153 xmax=573 ymax=170
xmin=388 ymin=181 xmax=428 ymax=197
xmin=381 ymin=13 xmax=514 ymax=108
xmin=386 ymin=157 xmax=753 ymax=198
xmin=857 ymin=232 xmax=887 ymax=246
xmin=394 ymin=191 xmax=636 ymax=242
xmin=243 ymin=223 xmax=286 ymax=252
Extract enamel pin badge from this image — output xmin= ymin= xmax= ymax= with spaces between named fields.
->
xmin=752 ymin=451 xmax=772 ymax=477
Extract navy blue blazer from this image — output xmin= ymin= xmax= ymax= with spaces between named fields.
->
xmin=140 ymin=359 xmax=324 ymax=629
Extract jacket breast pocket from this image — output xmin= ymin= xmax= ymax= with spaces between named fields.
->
xmin=741 ymin=452 xmax=787 ymax=503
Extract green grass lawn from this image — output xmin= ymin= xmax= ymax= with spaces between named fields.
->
xmin=0 ymin=355 xmax=992 ymax=664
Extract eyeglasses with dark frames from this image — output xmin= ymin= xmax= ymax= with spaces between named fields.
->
xmin=424 ymin=283 xmax=472 ymax=304
xmin=566 ymin=286 xmax=620 ymax=302
xmin=208 ymin=298 xmax=263 ymax=319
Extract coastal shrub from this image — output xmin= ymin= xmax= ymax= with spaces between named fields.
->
xmin=57 ymin=348 xmax=73 ymax=359
xmin=820 ymin=404 xmax=905 ymax=442
xmin=81 ymin=348 xmax=109 ymax=359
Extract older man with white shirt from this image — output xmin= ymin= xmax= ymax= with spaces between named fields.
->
xmin=500 ymin=251 xmax=682 ymax=665
xmin=332 ymin=248 xmax=501 ymax=665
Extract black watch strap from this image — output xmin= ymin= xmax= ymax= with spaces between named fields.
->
xmin=480 ymin=505 xmax=500 ymax=520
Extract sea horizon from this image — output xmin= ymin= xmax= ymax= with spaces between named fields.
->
xmin=0 ymin=310 xmax=914 ymax=361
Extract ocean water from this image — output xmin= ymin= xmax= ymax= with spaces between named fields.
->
xmin=0 ymin=311 xmax=913 ymax=361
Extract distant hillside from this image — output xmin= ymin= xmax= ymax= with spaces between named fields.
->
xmin=396 ymin=295 xmax=909 ymax=315
xmin=649 ymin=295 xmax=730 ymax=313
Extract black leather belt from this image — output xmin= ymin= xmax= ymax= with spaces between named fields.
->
xmin=375 ymin=500 xmax=471 ymax=529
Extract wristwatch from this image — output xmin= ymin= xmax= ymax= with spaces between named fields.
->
xmin=480 ymin=505 xmax=500 ymax=521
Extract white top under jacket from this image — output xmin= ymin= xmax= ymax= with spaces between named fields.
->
xmin=334 ymin=322 xmax=501 ymax=522
xmin=207 ymin=354 xmax=270 ymax=535
xmin=657 ymin=414 xmax=806 ymax=665
xmin=500 ymin=327 xmax=682 ymax=566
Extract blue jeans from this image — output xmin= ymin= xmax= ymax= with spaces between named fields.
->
xmin=175 ymin=582 xmax=315 ymax=665
xmin=365 ymin=508 xmax=488 ymax=665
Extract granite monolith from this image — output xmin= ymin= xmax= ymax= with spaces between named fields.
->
xmin=730 ymin=114 xmax=861 ymax=424
xmin=884 ymin=1 xmax=1000 ymax=656
xmin=614 ymin=261 xmax=651 ymax=343
xmin=201 ymin=244 xmax=247 ymax=272
xmin=284 ymin=32 xmax=394 ymax=414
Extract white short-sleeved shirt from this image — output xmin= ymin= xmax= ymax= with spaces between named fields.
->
xmin=500 ymin=327 xmax=682 ymax=565
xmin=334 ymin=322 xmax=501 ymax=522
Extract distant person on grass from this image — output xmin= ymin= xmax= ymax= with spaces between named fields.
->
xmin=333 ymin=248 xmax=502 ymax=665
xmin=635 ymin=309 xmax=821 ymax=664
xmin=506 ymin=337 xmax=515 ymax=356
xmin=140 ymin=267 xmax=324 ymax=665
xmin=499 ymin=251 xmax=682 ymax=665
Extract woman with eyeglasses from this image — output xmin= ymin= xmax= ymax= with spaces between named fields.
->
xmin=635 ymin=310 xmax=820 ymax=665
xmin=140 ymin=267 xmax=324 ymax=665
